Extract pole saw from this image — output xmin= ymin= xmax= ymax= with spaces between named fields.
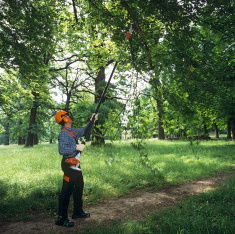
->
xmin=81 ymin=61 xmax=118 ymax=142
xmin=82 ymin=25 xmax=133 ymax=142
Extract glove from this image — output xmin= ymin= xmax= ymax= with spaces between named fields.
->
xmin=76 ymin=143 xmax=85 ymax=152
xmin=90 ymin=113 xmax=99 ymax=122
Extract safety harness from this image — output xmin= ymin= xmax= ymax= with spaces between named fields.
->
xmin=62 ymin=128 xmax=81 ymax=171
xmin=62 ymin=127 xmax=77 ymax=139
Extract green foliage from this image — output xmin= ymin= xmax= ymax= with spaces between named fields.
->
xmin=131 ymin=139 xmax=163 ymax=179
xmin=103 ymin=109 xmax=123 ymax=141
xmin=71 ymin=97 xmax=124 ymax=140
xmin=0 ymin=0 xmax=235 ymax=145
xmin=0 ymin=0 xmax=62 ymax=83
xmin=128 ymin=92 xmax=157 ymax=139
xmin=0 ymin=69 xmax=59 ymax=144
xmin=158 ymin=1 xmax=235 ymax=138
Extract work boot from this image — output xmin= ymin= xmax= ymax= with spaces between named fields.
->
xmin=55 ymin=216 xmax=75 ymax=227
xmin=72 ymin=211 xmax=90 ymax=219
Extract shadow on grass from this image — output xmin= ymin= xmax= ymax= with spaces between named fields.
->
xmin=0 ymin=179 xmax=59 ymax=222
xmin=0 ymin=167 xmax=167 ymax=222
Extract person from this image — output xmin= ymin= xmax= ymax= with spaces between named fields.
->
xmin=54 ymin=110 xmax=98 ymax=227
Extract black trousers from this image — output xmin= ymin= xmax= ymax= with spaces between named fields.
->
xmin=58 ymin=158 xmax=84 ymax=219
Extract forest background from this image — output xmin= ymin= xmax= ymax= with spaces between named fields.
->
xmin=0 ymin=0 xmax=234 ymax=146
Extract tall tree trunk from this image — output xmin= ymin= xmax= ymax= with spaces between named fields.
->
xmin=151 ymin=77 xmax=165 ymax=140
xmin=156 ymin=98 xmax=165 ymax=139
xmin=18 ymin=137 xmax=25 ymax=145
xmin=4 ymin=121 xmax=10 ymax=145
xmin=92 ymin=66 xmax=106 ymax=145
xmin=231 ymin=119 xmax=235 ymax=140
xmin=227 ymin=119 xmax=232 ymax=140
xmin=33 ymin=134 xmax=39 ymax=145
xmin=49 ymin=125 xmax=53 ymax=144
xmin=64 ymin=91 xmax=71 ymax=112
xmin=213 ymin=123 xmax=219 ymax=139
xmin=25 ymin=92 xmax=40 ymax=147
xmin=18 ymin=121 xmax=26 ymax=145
xmin=203 ymin=124 xmax=209 ymax=139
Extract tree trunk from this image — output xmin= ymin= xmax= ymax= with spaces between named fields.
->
xmin=25 ymin=92 xmax=40 ymax=147
xmin=151 ymin=76 xmax=165 ymax=140
xmin=231 ymin=119 xmax=235 ymax=140
xmin=33 ymin=133 xmax=39 ymax=145
xmin=156 ymin=98 xmax=165 ymax=139
xmin=92 ymin=66 xmax=106 ymax=145
xmin=18 ymin=137 xmax=25 ymax=145
xmin=65 ymin=91 xmax=71 ymax=112
xmin=227 ymin=119 xmax=232 ymax=140
xmin=18 ymin=121 xmax=26 ymax=145
xmin=213 ymin=123 xmax=219 ymax=139
xmin=203 ymin=124 xmax=209 ymax=139
xmin=4 ymin=121 xmax=10 ymax=145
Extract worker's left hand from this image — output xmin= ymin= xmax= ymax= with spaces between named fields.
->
xmin=76 ymin=143 xmax=86 ymax=152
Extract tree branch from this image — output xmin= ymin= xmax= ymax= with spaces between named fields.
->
xmin=50 ymin=59 xmax=85 ymax=72
xmin=52 ymin=54 xmax=79 ymax=62
xmin=71 ymin=0 xmax=79 ymax=24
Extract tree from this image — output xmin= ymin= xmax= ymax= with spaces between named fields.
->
xmin=64 ymin=0 xmax=124 ymax=144
xmin=84 ymin=0 xmax=209 ymax=140
xmin=0 ymin=70 xmax=32 ymax=144
xmin=160 ymin=0 xmax=235 ymax=139
xmin=0 ymin=0 xmax=65 ymax=146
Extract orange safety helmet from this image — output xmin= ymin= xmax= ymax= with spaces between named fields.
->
xmin=55 ymin=110 xmax=68 ymax=124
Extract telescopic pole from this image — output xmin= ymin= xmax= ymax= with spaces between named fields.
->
xmin=93 ymin=61 xmax=118 ymax=115
xmin=84 ymin=61 xmax=118 ymax=141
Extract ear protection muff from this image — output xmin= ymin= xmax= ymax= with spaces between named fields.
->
xmin=63 ymin=116 xmax=70 ymax=123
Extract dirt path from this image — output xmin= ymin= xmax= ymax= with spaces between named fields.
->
xmin=1 ymin=167 xmax=234 ymax=234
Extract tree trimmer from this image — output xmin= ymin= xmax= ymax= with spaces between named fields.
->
xmin=72 ymin=26 xmax=133 ymax=170
xmin=68 ymin=62 xmax=118 ymax=171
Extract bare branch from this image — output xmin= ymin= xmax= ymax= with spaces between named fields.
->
xmin=72 ymin=0 xmax=79 ymax=24
xmin=65 ymin=68 xmax=69 ymax=95
xmin=53 ymin=77 xmax=66 ymax=88
xmin=50 ymin=59 xmax=86 ymax=72
xmin=53 ymin=54 xmax=79 ymax=62
xmin=75 ymin=89 xmax=96 ymax=96
xmin=107 ymin=96 xmax=129 ymax=101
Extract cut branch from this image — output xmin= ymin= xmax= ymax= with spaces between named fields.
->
xmin=120 ymin=0 xmax=154 ymax=70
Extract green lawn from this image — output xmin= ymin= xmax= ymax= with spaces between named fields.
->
xmin=86 ymin=177 xmax=235 ymax=234
xmin=0 ymin=139 xmax=234 ymax=221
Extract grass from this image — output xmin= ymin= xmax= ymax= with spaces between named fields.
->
xmin=85 ymin=177 xmax=235 ymax=234
xmin=0 ymin=139 xmax=234 ymax=221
